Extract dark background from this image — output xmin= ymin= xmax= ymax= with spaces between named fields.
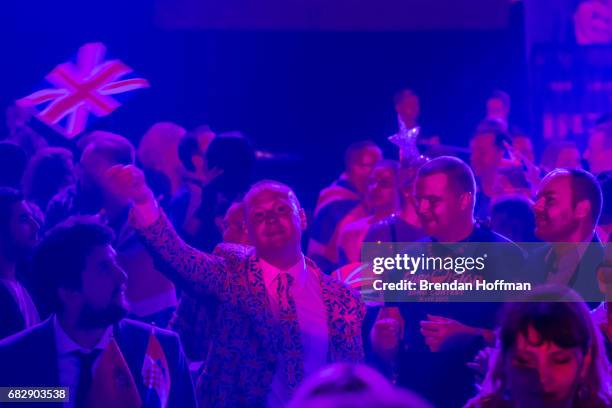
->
xmin=0 ymin=1 xmax=528 ymax=209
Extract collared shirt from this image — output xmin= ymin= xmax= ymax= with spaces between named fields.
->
xmin=53 ymin=316 xmax=113 ymax=408
xmin=259 ymin=255 xmax=328 ymax=408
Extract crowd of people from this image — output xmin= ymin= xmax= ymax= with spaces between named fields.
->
xmin=0 ymin=88 xmax=611 ymax=408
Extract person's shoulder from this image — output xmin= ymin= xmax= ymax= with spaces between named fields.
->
xmin=118 ymin=319 xmax=178 ymax=340
xmin=0 ymin=319 xmax=52 ymax=352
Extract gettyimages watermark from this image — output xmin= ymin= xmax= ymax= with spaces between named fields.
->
xmin=348 ymin=242 xmax=612 ymax=303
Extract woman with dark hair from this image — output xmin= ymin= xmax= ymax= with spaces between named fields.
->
xmin=466 ymin=287 xmax=612 ymax=408
xmin=192 ymin=131 xmax=256 ymax=251
xmin=22 ymin=147 xmax=75 ymax=212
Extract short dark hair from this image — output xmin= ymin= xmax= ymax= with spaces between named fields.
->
xmin=393 ymin=89 xmax=418 ymax=106
xmin=32 ymin=216 xmax=114 ymax=312
xmin=598 ymin=171 xmax=612 ymax=225
xmin=0 ymin=188 xmax=23 ymax=240
xmin=344 ymin=141 xmax=380 ymax=169
xmin=22 ymin=147 xmax=74 ymax=211
xmin=417 ymin=156 xmax=476 ymax=195
xmin=0 ymin=142 xmax=27 ymax=189
xmin=548 ymin=169 xmax=603 ymax=225
xmin=491 ymin=195 xmax=536 ymax=242
xmin=178 ymin=133 xmax=201 ymax=172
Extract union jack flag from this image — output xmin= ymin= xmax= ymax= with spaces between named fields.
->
xmin=17 ymin=42 xmax=150 ymax=139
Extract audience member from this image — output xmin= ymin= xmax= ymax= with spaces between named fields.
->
xmin=540 ymin=141 xmax=582 ymax=174
xmin=585 ymin=121 xmax=612 ymax=175
xmin=490 ymin=195 xmax=538 ymax=244
xmin=22 ymin=147 xmax=75 ymax=213
xmin=192 ymin=131 xmax=256 ymax=251
xmin=364 ymin=158 xmax=427 ymax=244
xmin=0 ymin=217 xmax=196 ymax=407
xmin=528 ymin=169 xmax=604 ymax=301
xmin=485 ymin=90 xmax=511 ymax=132
xmin=107 ymin=166 xmax=366 ymax=408
xmin=138 ymin=122 xmax=187 ymax=196
xmin=337 ymin=160 xmax=402 ymax=264
xmin=370 ymin=156 xmax=524 ymax=408
xmin=465 ymin=286 xmax=612 ymax=408
xmin=0 ymin=188 xmax=40 ymax=339
xmin=308 ymin=141 xmax=382 ymax=272
xmin=393 ymin=89 xmax=440 ymax=147
xmin=46 ymin=133 xmax=178 ymax=326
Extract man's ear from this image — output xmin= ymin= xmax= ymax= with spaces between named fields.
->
xmin=299 ymin=208 xmax=307 ymax=230
xmin=459 ymin=192 xmax=473 ymax=212
xmin=574 ymin=199 xmax=591 ymax=220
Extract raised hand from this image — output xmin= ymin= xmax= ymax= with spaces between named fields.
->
xmin=105 ymin=164 xmax=155 ymax=205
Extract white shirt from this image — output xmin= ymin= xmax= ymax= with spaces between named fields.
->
xmin=259 ymin=255 xmax=329 ymax=408
xmin=53 ymin=316 xmax=113 ymax=408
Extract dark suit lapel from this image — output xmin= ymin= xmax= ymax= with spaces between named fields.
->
xmin=113 ymin=321 xmax=148 ymax=399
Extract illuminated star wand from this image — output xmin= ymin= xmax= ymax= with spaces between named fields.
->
xmin=388 ymin=114 xmax=420 ymax=164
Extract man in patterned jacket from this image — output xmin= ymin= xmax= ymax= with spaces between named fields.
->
xmin=107 ymin=165 xmax=365 ymax=408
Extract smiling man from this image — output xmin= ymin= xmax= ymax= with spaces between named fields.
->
xmin=106 ymin=165 xmax=365 ymax=408
xmin=528 ymin=169 xmax=604 ymax=301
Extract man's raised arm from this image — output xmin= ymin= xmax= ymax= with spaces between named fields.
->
xmin=106 ymin=164 xmax=229 ymax=300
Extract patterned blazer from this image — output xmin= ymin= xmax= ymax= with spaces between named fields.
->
xmin=135 ymin=213 xmax=365 ymax=408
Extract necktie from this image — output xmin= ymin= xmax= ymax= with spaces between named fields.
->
xmin=276 ymin=272 xmax=304 ymax=393
xmin=74 ymin=350 xmax=101 ymax=408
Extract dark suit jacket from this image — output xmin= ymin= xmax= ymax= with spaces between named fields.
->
xmin=0 ymin=317 xmax=196 ymax=408
xmin=523 ymin=238 xmax=604 ymax=304
xmin=0 ymin=282 xmax=26 ymax=340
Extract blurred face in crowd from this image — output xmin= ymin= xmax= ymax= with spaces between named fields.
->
xmin=470 ymin=132 xmax=503 ymax=177
xmin=584 ymin=128 xmax=612 ymax=175
xmin=78 ymin=147 xmax=116 ymax=197
xmin=395 ymin=93 xmax=420 ymax=126
xmin=346 ymin=147 xmax=383 ymax=195
xmin=62 ymin=244 xmax=128 ymax=329
xmin=556 ymin=146 xmax=582 ymax=170
xmin=245 ymin=188 xmax=306 ymax=257
xmin=486 ymin=97 xmax=509 ymax=122
xmin=505 ymin=326 xmax=587 ymax=407
xmin=533 ymin=173 xmax=586 ymax=242
xmin=366 ymin=166 xmax=399 ymax=215
xmin=415 ymin=172 xmax=472 ymax=240
xmin=2 ymin=200 xmax=39 ymax=259
xmin=512 ymin=136 xmax=535 ymax=163
xmin=221 ymin=202 xmax=249 ymax=245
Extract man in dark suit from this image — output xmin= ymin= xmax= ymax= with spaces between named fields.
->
xmin=529 ymin=168 xmax=604 ymax=303
xmin=0 ymin=217 xmax=196 ymax=408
